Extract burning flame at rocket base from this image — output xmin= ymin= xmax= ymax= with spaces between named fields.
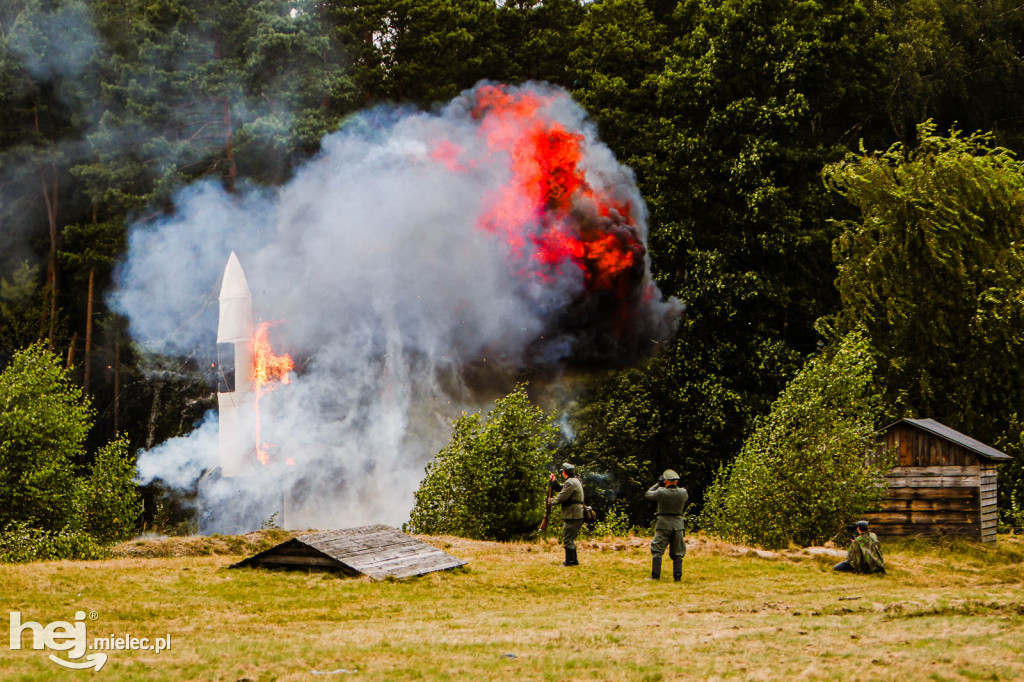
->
xmin=252 ymin=322 xmax=294 ymax=466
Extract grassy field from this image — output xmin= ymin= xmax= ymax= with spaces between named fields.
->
xmin=2 ymin=532 xmax=1023 ymax=681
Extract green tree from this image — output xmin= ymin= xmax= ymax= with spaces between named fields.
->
xmin=824 ymin=122 xmax=1024 ymax=443
xmin=699 ymin=331 xmax=888 ymax=549
xmin=0 ymin=262 xmax=46 ymax=356
xmin=409 ymin=384 xmax=559 ymax=540
xmin=495 ymin=0 xmax=584 ymax=88
xmin=882 ymin=0 xmax=1024 ymax=149
xmin=333 ymin=0 xmax=510 ymax=106
xmin=75 ymin=435 xmax=143 ymax=544
xmin=825 ymin=122 xmax=1024 ymax=526
xmin=0 ymin=342 xmax=91 ymax=531
xmin=1 ymin=0 xmax=104 ymax=344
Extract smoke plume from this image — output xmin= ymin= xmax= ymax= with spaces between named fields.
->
xmin=112 ymin=81 xmax=681 ymax=531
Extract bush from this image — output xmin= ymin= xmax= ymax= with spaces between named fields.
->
xmin=76 ymin=436 xmax=144 ymax=544
xmin=0 ymin=344 xmax=146 ymax=560
xmin=408 ymin=383 xmax=559 ymax=541
xmin=0 ymin=343 xmax=91 ymax=531
xmin=699 ymin=331 xmax=890 ymax=549
xmin=0 ymin=522 xmax=110 ymax=563
xmin=580 ymin=501 xmax=637 ymax=539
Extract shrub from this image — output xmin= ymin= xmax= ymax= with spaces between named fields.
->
xmin=580 ymin=501 xmax=636 ymax=539
xmin=409 ymin=383 xmax=559 ymax=540
xmin=0 ymin=344 xmax=146 ymax=560
xmin=700 ymin=331 xmax=891 ymax=549
xmin=0 ymin=522 xmax=109 ymax=563
xmin=76 ymin=436 xmax=144 ymax=544
xmin=0 ymin=343 xmax=91 ymax=531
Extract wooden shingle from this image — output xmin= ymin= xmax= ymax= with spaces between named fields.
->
xmin=230 ymin=525 xmax=467 ymax=579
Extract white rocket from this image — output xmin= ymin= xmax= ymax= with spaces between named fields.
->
xmin=217 ymin=252 xmax=256 ymax=477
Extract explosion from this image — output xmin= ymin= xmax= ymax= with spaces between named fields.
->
xmin=430 ymin=84 xmax=658 ymax=362
xmin=119 ymin=81 xmax=681 ymax=532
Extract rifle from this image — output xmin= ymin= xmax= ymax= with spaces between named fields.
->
xmin=539 ymin=473 xmax=555 ymax=531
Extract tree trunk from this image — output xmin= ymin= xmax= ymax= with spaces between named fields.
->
xmin=113 ymin=340 xmax=121 ymax=434
xmin=222 ymin=94 xmax=237 ymax=191
xmin=36 ymin=116 xmax=61 ymax=344
xmin=84 ymin=268 xmax=95 ymax=395
xmin=146 ymin=381 xmax=165 ymax=450
xmin=67 ymin=331 xmax=77 ymax=368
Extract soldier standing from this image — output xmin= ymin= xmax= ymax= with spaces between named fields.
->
xmin=645 ymin=469 xmax=688 ymax=581
xmin=548 ymin=462 xmax=585 ymax=567
xmin=833 ymin=520 xmax=886 ymax=574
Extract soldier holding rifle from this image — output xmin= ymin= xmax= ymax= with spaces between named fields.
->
xmin=645 ymin=469 xmax=687 ymax=581
xmin=547 ymin=462 xmax=585 ymax=567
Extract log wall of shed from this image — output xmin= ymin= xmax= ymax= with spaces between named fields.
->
xmin=863 ymin=465 xmax=986 ymax=541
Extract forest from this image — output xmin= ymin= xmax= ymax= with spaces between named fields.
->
xmin=3 ymin=0 xmax=1024 ymax=543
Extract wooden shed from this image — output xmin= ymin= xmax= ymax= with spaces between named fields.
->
xmin=230 ymin=525 xmax=467 ymax=579
xmin=865 ymin=418 xmax=1012 ymax=542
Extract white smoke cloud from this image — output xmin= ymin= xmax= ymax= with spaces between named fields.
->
xmin=111 ymin=81 xmax=680 ymax=533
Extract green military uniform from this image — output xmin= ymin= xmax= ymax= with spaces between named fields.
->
xmin=552 ymin=468 xmax=585 ymax=567
xmin=834 ymin=520 xmax=886 ymax=574
xmin=645 ymin=470 xmax=687 ymax=581
xmin=846 ymin=532 xmax=885 ymax=574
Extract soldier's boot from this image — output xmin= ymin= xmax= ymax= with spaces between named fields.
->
xmin=648 ymin=556 xmax=662 ymax=580
xmin=562 ymin=547 xmax=573 ymax=566
xmin=672 ymin=558 xmax=682 ymax=582
xmin=569 ymin=547 xmax=579 ymax=566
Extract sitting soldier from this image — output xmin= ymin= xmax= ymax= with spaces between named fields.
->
xmin=833 ymin=520 xmax=886 ymax=574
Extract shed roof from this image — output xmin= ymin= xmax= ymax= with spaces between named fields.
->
xmin=882 ymin=418 xmax=1013 ymax=462
xmin=230 ymin=525 xmax=468 ymax=580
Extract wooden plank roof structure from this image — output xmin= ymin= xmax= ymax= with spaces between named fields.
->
xmin=882 ymin=418 xmax=1012 ymax=462
xmin=230 ymin=525 xmax=467 ymax=580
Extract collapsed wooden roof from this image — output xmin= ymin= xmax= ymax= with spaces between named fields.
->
xmin=230 ymin=525 xmax=467 ymax=580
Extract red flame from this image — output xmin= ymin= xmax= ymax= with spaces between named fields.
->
xmin=434 ymin=84 xmax=642 ymax=291
xmin=252 ymin=321 xmax=294 ymax=466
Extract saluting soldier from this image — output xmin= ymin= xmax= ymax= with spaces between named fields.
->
xmin=548 ymin=462 xmax=585 ymax=567
xmin=645 ymin=469 xmax=688 ymax=581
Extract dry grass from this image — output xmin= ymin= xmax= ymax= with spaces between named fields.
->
xmin=2 ymin=533 xmax=1023 ymax=681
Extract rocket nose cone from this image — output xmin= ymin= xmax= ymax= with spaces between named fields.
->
xmin=220 ymin=251 xmax=252 ymax=300
xmin=218 ymin=251 xmax=254 ymax=343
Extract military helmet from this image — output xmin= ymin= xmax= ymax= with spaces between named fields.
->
xmin=856 ymin=520 xmax=869 ymax=532
xmin=662 ymin=469 xmax=680 ymax=481
xmin=561 ymin=462 xmax=577 ymax=476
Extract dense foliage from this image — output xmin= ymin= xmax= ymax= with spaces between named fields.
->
xmin=4 ymin=0 xmax=1024 ymax=537
xmin=700 ymin=331 xmax=888 ymax=549
xmin=0 ymin=342 xmax=91 ymax=531
xmin=0 ymin=344 xmax=141 ymax=560
xmin=825 ymin=123 xmax=1024 ymax=526
xmin=408 ymin=384 xmax=559 ymax=540
xmin=76 ymin=435 xmax=144 ymax=544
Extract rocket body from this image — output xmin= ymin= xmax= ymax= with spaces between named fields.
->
xmin=217 ymin=252 xmax=256 ymax=477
